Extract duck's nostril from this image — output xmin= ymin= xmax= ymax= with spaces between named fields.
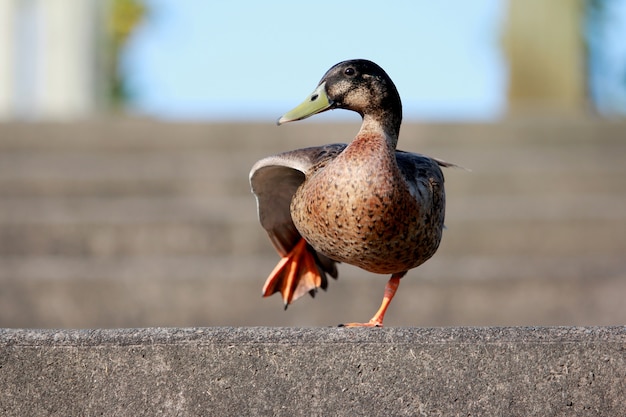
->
xmin=310 ymin=94 xmax=318 ymax=101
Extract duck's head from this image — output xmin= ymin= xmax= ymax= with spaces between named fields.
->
xmin=277 ymin=59 xmax=402 ymax=136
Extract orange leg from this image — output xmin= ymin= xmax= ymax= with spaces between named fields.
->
xmin=340 ymin=272 xmax=406 ymax=328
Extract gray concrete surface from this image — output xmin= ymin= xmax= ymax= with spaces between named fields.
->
xmin=1 ymin=327 xmax=625 ymax=416
xmin=1 ymin=119 xmax=626 ymax=327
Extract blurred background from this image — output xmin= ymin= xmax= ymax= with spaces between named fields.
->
xmin=0 ymin=0 xmax=625 ymax=328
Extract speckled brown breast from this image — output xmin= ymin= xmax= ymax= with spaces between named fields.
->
xmin=290 ymin=134 xmax=444 ymax=274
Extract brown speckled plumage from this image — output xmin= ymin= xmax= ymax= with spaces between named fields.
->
xmin=290 ymin=131 xmax=444 ymax=274
xmin=250 ymin=59 xmax=453 ymax=325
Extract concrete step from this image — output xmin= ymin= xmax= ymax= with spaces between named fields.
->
xmin=1 ymin=197 xmax=624 ymax=255
xmin=1 ymin=327 xmax=625 ymax=416
xmin=1 ymin=254 xmax=624 ymax=328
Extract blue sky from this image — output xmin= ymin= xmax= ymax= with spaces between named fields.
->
xmin=121 ymin=0 xmax=626 ymax=121
xmin=121 ymin=0 xmax=507 ymax=121
xmin=587 ymin=0 xmax=626 ymax=115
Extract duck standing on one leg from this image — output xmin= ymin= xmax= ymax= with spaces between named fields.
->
xmin=250 ymin=59 xmax=454 ymax=327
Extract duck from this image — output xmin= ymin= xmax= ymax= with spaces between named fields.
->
xmin=250 ymin=59 xmax=455 ymax=327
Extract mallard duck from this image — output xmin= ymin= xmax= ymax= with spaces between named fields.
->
xmin=250 ymin=59 xmax=453 ymax=327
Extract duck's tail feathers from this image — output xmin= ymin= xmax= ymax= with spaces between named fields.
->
xmin=432 ymin=156 xmax=471 ymax=172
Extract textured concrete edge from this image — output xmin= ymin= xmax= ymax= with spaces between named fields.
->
xmin=1 ymin=326 xmax=625 ymax=347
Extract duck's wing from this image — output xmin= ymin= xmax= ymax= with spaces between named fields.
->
xmin=250 ymin=143 xmax=346 ymax=278
xmin=396 ymin=149 xmax=446 ymax=187
xmin=395 ymin=150 xmax=448 ymax=224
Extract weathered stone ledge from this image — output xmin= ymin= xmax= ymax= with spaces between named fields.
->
xmin=1 ymin=327 xmax=625 ymax=416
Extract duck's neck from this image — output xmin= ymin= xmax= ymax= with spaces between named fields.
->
xmin=357 ymin=114 xmax=400 ymax=149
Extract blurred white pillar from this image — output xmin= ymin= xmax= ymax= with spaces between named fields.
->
xmin=37 ymin=0 xmax=94 ymax=119
xmin=0 ymin=0 xmax=17 ymax=118
xmin=0 ymin=0 xmax=106 ymax=120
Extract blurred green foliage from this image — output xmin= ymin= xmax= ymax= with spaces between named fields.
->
xmin=107 ymin=0 xmax=146 ymax=106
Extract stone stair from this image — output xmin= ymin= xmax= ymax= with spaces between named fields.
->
xmin=1 ymin=118 xmax=625 ymax=328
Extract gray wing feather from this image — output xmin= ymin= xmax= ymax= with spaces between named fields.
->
xmin=250 ymin=162 xmax=304 ymax=255
xmin=249 ymin=144 xmax=345 ymax=278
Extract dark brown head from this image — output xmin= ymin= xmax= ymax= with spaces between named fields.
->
xmin=278 ymin=59 xmax=402 ymax=137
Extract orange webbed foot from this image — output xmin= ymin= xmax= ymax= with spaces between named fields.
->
xmin=338 ymin=319 xmax=383 ymax=328
xmin=262 ymin=238 xmax=323 ymax=308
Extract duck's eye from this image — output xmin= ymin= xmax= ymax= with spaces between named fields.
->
xmin=344 ymin=67 xmax=355 ymax=76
